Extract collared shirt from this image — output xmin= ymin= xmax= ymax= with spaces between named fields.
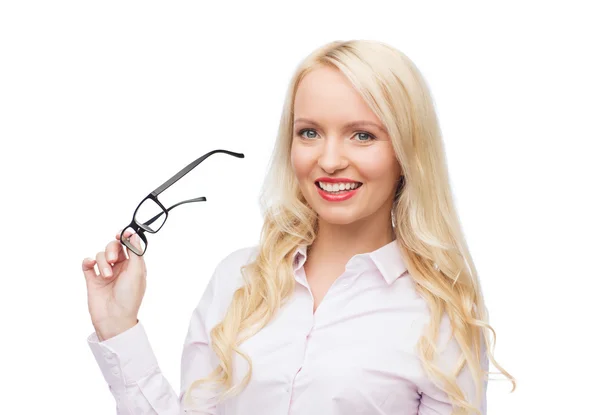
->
xmin=88 ymin=239 xmax=487 ymax=414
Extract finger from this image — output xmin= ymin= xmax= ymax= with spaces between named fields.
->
xmin=124 ymin=233 xmax=145 ymax=266
xmin=105 ymin=239 xmax=127 ymax=265
xmin=82 ymin=258 xmax=98 ymax=282
xmin=95 ymin=251 xmax=114 ymax=279
xmin=115 ymin=228 xmax=138 ymax=259
xmin=115 ymin=227 xmax=135 ymax=240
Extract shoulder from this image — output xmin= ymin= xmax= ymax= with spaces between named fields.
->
xmin=400 ymin=273 xmax=488 ymax=393
xmin=207 ymin=244 xmax=260 ymax=305
xmin=194 ymin=245 xmax=261 ymax=330
xmin=404 ymin=274 xmax=459 ymax=336
xmin=391 ymin=273 xmax=465 ymax=362
xmin=213 ymin=244 xmax=260 ymax=277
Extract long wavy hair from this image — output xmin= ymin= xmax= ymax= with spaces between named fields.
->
xmin=184 ymin=39 xmax=515 ymax=415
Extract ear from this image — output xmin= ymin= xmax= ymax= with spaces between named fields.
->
xmin=394 ymin=175 xmax=405 ymax=200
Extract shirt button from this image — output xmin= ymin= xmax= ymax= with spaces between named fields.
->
xmin=104 ymin=353 xmax=117 ymax=364
xmin=111 ymin=368 xmax=120 ymax=376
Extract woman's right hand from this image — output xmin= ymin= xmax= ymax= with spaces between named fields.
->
xmin=81 ymin=229 xmax=147 ymax=341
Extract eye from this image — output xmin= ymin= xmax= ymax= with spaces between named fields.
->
xmin=297 ymin=128 xmax=319 ymax=139
xmin=354 ymin=132 xmax=375 ymax=142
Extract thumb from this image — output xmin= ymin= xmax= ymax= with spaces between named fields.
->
xmin=125 ymin=232 xmax=146 ymax=265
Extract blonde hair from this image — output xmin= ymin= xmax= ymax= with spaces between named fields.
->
xmin=184 ymin=39 xmax=515 ymax=414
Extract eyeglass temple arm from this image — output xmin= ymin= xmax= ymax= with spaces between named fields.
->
xmin=143 ymin=196 xmax=207 ymax=227
xmin=151 ymin=149 xmax=244 ymax=197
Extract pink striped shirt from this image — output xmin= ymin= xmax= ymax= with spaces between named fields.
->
xmin=88 ymin=239 xmax=487 ymax=414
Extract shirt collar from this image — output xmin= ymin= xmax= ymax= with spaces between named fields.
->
xmin=292 ymin=239 xmax=408 ymax=285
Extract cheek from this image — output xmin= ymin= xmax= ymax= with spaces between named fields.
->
xmin=290 ymin=145 xmax=313 ymax=180
xmin=357 ymin=159 xmax=392 ymax=182
xmin=356 ymin=147 xmax=400 ymax=183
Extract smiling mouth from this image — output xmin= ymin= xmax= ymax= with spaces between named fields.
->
xmin=314 ymin=181 xmax=363 ymax=194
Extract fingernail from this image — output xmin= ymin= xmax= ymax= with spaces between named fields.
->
xmin=103 ymin=268 xmax=112 ymax=277
xmin=108 ymin=252 xmax=115 ymax=261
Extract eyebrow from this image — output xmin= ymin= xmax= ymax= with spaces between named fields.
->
xmin=293 ymin=118 xmax=387 ymax=133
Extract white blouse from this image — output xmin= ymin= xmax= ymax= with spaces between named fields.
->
xmin=88 ymin=239 xmax=487 ymax=414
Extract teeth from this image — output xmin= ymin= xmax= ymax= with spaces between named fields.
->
xmin=318 ymin=181 xmax=360 ymax=192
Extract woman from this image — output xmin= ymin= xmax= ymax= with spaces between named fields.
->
xmin=82 ymin=39 xmax=514 ymax=415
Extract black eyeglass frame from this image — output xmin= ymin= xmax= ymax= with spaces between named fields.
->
xmin=120 ymin=149 xmax=245 ymax=256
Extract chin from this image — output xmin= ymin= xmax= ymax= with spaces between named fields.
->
xmin=315 ymin=209 xmax=360 ymax=226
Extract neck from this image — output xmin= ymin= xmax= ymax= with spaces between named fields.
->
xmin=308 ymin=209 xmax=396 ymax=262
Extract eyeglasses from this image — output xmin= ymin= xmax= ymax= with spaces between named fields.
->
xmin=119 ymin=149 xmax=245 ymax=256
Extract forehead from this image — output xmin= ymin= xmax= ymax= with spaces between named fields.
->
xmin=294 ymin=66 xmax=379 ymax=123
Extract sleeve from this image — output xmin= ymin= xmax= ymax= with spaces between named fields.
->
xmin=416 ymin=316 xmax=489 ymax=415
xmin=87 ymin=264 xmax=222 ymax=415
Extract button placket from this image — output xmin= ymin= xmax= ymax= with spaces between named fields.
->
xmin=285 ymin=306 xmax=313 ymax=405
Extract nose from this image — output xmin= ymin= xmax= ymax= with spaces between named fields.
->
xmin=317 ymin=137 xmax=349 ymax=174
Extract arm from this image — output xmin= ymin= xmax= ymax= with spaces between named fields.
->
xmin=87 ymin=266 xmax=222 ymax=415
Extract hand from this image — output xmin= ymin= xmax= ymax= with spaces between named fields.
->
xmin=82 ymin=229 xmax=147 ymax=341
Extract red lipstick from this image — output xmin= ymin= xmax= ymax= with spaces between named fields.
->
xmin=314 ymin=177 xmax=363 ymax=202
xmin=315 ymin=177 xmax=361 ymax=184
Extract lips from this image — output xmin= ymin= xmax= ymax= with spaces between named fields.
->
xmin=314 ymin=181 xmax=362 ymax=202
xmin=315 ymin=177 xmax=362 ymax=184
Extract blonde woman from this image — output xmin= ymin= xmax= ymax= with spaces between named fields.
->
xmin=82 ymin=40 xmax=514 ymax=415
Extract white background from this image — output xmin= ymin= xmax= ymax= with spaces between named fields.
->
xmin=1 ymin=1 xmax=598 ymax=414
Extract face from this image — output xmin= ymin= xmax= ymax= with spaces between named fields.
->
xmin=291 ymin=66 xmax=402 ymax=226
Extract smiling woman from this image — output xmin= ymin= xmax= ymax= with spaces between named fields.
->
xmin=291 ymin=65 xmax=403 ymax=226
xmin=84 ymin=39 xmax=515 ymax=415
